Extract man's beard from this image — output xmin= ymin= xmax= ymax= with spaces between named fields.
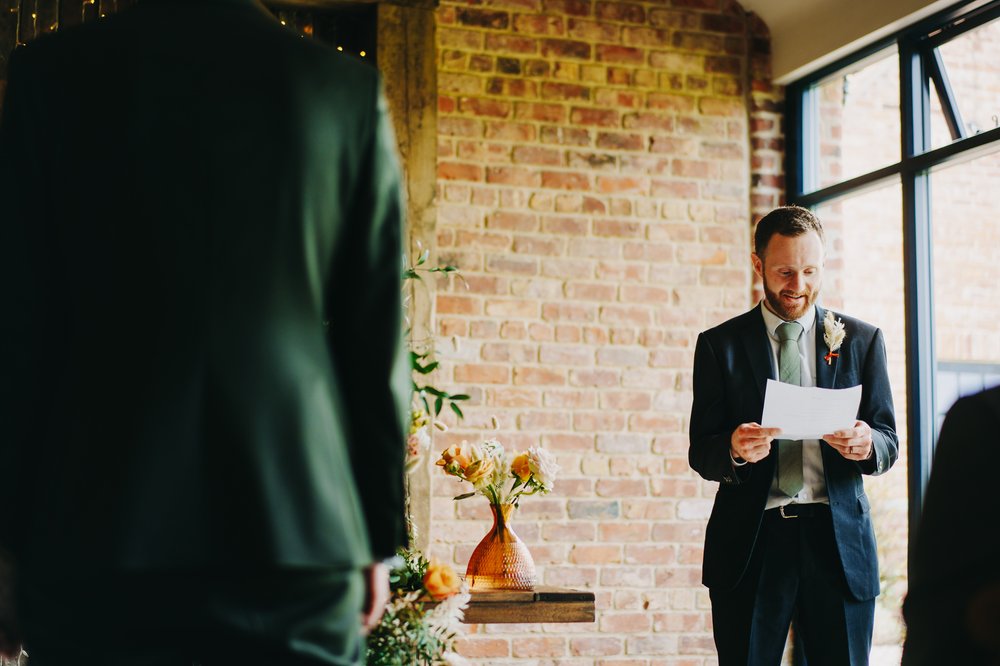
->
xmin=762 ymin=281 xmax=818 ymax=321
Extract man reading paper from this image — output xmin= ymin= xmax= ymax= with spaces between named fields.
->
xmin=688 ymin=206 xmax=898 ymax=665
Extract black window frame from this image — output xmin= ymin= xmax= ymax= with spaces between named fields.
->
xmin=784 ymin=0 xmax=1000 ymax=577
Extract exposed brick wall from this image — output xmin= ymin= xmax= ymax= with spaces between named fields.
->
xmin=430 ymin=0 xmax=767 ymax=661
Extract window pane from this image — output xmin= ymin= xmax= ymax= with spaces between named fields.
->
xmin=933 ymin=17 xmax=1000 ymax=148
xmin=931 ymin=149 xmax=1000 ymax=419
xmin=813 ymin=181 xmax=908 ymax=661
xmin=809 ymin=48 xmax=900 ymax=191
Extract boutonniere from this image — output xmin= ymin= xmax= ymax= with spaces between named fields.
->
xmin=823 ymin=311 xmax=846 ymax=365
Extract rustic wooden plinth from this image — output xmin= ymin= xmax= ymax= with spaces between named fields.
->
xmin=461 ymin=586 xmax=595 ymax=624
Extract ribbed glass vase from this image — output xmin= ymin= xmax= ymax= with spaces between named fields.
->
xmin=465 ymin=503 xmax=537 ymax=591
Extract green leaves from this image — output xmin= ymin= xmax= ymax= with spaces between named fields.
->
xmin=411 ymin=351 xmax=470 ymax=418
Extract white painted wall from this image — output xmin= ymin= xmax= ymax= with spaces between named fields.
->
xmin=740 ymin=0 xmax=956 ymax=83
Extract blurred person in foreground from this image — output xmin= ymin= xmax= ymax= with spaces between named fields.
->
xmin=689 ymin=205 xmax=898 ymax=665
xmin=903 ymin=385 xmax=1000 ymax=665
xmin=0 ymin=1 xmax=410 ymax=663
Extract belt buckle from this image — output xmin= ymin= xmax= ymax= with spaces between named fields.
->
xmin=779 ymin=505 xmax=798 ymax=519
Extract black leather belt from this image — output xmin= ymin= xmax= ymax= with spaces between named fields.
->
xmin=769 ymin=503 xmax=830 ymax=519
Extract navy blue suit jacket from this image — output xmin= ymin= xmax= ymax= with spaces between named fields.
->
xmin=689 ymin=304 xmax=898 ymax=601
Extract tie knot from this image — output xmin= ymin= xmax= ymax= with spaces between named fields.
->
xmin=777 ymin=321 xmax=803 ymax=343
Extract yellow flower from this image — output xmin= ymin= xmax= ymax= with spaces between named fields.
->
xmin=511 ymin=452 xmax=532 ymax=482
xmin=423 ymin=560 xmax=462 ymax=600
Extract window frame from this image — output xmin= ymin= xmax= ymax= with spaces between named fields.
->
xmin=784 ymin=0 xmax=1000 ymax=576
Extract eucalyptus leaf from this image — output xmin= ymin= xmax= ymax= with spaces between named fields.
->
xmin=453 ymin=492 xmax=476 ymax=500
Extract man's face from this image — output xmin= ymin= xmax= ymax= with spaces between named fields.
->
xmin=752 ymin=230 xmax=825 ymax=321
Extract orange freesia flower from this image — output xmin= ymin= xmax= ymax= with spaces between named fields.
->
xmin=437 ymin=444 xmax=471 ymax=471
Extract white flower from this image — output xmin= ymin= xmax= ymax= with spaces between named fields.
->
xmin=823 ymin=310 xmax=846 ymax=352
xmin=823 ymin=311 xmax=847 ymax=366
xmin=527 ymin=446 xmax=560 ymax=492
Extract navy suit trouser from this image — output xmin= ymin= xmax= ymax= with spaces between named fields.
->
xmin=709 ymin=504 xmax=875 ymax=666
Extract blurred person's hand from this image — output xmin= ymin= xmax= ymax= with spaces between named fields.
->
xmin=359 ymin=562 xmax=391 ymax=634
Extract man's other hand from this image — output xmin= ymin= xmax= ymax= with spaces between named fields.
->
xmin=730 ymin=423 xmax=781 ymax=464
xmin=824 ymin=420 xmax=874 ymax=461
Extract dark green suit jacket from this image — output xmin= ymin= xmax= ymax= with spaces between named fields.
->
xmin=0 ymin=0 xmax=410 ymax=574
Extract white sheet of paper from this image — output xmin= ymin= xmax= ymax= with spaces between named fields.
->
xmin=760 ymin=379 xmax=863 ymax=440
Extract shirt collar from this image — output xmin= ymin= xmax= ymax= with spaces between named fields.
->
xmin=759 ymin=301 xmax=816 ymax=342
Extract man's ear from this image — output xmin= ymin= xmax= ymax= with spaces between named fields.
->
xmin=751 ymin=253 xmax=764 ymax=280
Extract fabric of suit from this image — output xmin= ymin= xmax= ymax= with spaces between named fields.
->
xmin=902 ymin=385 xmax=1000 ymax=666
xmin=0 ymin=0 xmax=410 ymax=659
xmin=689 ymin=304 xmax=898 ymax=661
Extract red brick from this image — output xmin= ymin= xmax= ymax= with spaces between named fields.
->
xmin=488 ymin=210 xmax=539 ymax=231
xmin=541 ymin=81 xmax=591 ymax=102
xmin=437 ymin=295 xmax=481 ymax=315
xmin=622 ymin=26 xmax=670 ymax=46
xmin=571 ymin=544 xmax=622 ymax=564
xmin=486 ymin=166 xmax=541 ymax=187
xmin=484 ymin=121 xmax=536 ymax=142
xmin=566 ymin=282 xmax=616 ymax=301
xmin=454 ymin=363 xmax=509 ymax=384
xmin=513 ymin=13 xmax=565 ymax=35
xmin=512 ymin=145 xmax=562 ymax=166
xmin=602 ymin=612 xmax=653 ymax=633
xmin=514 ymin=101 xmax=567 ymax=123
xmin=568 ymin=18 xmax=620 ymax=42
xmin=484 ymin=33 xmax=538 ymax=54
xmin=596 ymin=132 xmax=644 ymax=151
xmin=700 ymin=96 xmax=744 ymax=116
xmin=597 ymin=175 xmax=646 ymax=194
xmin=623 ymin=113 xmax=674 ymax=131
xmin=543 ymin=522 xmax=597 ymax=542
xmin=513 ymin=366 xmax=566 ymax=385
xmin=539 ymin=125 xmax=591 ymax=145
xmin=437 ymin=161 xmax=483 ymax=182
xmin=541 ymin=38 xmax=592 ymax=60
xmin=438 ymin=27 xmax=484 ymax=49
xmin=596 ymin=1 xmax=645 ymax=23
xmin=456 ymin=7 xmax=510 ymax=29
xmin=543 ymin=0 xmax=592 ymax=15
xmin=438 ymin=116 xmax=482 ymax=137
xmin=459 ymin=96 xmax=511 ymax=118
xmin=672 ymin=31 xmax=724 ymax=53
xmin=647 ymin=92 xmax=696 ymax=113
xmin=596 ymin=44 xmax=645 ymax=64
xmin=571 ymin=107 xmax=621 ymax=126
xmin=455 ymin=637 xmax=511 ymax=658
xmin=593 ymin=219 xmax=642 ymax=238
xmin=541 ymin=171 xmax=591 ymax=190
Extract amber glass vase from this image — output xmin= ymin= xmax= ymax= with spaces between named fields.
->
xmin=465 ymin=503 xmax=537 ymax=591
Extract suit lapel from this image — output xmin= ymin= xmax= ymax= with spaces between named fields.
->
xmin=742 ymin=305 xmax=775 ymax=401
xmin=814 ymin=305 xmax=839 ymax=389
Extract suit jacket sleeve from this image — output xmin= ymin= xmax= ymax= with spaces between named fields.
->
xmin=689 ymin=332 xmax=749 ymax=485
xmin=0 ymin=48 xmax=50 ymax=551
xmin=855 ymin=328 xmax=898 ymax=476
xmin=327 ymin=76 xmax=411 ymax=561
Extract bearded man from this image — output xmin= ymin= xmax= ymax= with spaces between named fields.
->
xmin=688 ymin=205 xmax=898 ymax=665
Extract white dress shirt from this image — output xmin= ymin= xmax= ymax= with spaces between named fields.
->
xmin=759 ymin=302 xmax=829 ymax=508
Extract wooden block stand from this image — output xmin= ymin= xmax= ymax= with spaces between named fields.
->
xmin=461 ymin=586 xmax=595 ymax=624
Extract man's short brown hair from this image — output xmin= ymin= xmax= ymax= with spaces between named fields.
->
xmin=753 ymin=205 xmax=825 ymax=257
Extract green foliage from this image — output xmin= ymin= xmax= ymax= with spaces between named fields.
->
xmin=403 ymin=249 xmax=469 ymax=420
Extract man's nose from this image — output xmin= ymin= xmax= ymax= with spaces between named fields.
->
xmin=789 ymin=272 xmax=805 ymax=291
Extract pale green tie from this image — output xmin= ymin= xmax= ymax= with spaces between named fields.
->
xmin=777 ymin=321 xmax=804 ymax=497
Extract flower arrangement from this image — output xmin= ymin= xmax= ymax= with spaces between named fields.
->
xmin=436 ymin=420 xmax=559 ymax=507
xmin=366 ymin=548 xmax=471 ymax=666
xmin=823 ymin=310 xmax=847 ymax=365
